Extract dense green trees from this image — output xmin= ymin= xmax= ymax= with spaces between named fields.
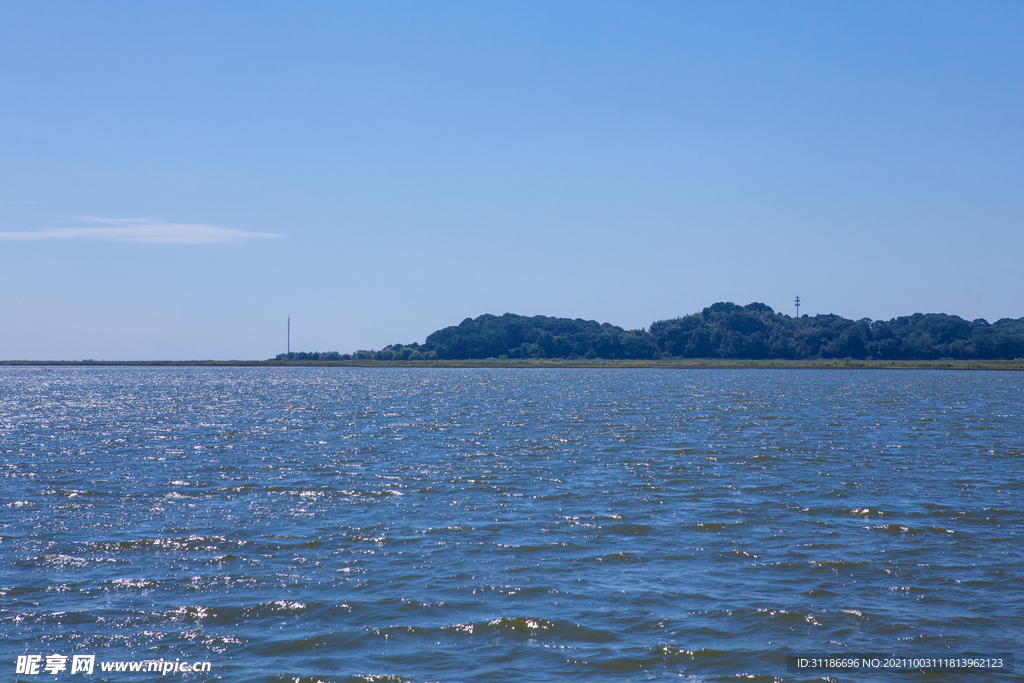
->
xmin=276 ymin=303 xmax=1024 ymax=361
xmin=424 ymin=313 xmax=638 ymax=359
xmin=648 ymin=303 xmax=1024 ymax=360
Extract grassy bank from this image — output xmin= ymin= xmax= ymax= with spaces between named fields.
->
xmin=3 ymin=358 xmax=1024 ymax=370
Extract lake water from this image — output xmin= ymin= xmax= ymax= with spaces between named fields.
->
xmin=2 ymin=367 xmax=1021 ymax=681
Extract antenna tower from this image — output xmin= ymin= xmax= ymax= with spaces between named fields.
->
xmin=795 ymin=295 xmax=801 ymax=318
xmin=287 ymin=316 xmax=290 ymax=356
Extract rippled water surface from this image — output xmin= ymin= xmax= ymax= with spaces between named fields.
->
xmin=2 ymin=367 xmax=1022 ymax=681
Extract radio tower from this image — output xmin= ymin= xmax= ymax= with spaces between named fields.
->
xmin=287 ymin=316 xmax=290 ymax=356
xmin=795 ymin=295 xmax=801 ymax=318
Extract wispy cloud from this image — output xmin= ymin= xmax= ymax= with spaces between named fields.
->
xmin=0 ymin=217 xmax=284 ymax=244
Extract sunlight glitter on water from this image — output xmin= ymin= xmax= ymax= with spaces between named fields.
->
xmin=1 ymin=367 xmax=1021 ymax=681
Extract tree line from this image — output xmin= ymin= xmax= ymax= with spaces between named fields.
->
xmin=274 ymin=302 xmax=1024 ymax=361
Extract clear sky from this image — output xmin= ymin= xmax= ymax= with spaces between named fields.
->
xmin=2 ymin=1 xmax=1022 ymax=360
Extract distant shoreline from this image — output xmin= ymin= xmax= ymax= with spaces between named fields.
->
xmin=274 ymin=304 xmax=1024 ymax=364
xmin=3 ymin=359 xmax=1024 ymax=370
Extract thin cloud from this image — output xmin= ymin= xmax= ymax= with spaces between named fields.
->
xmin=0 ymin=217 xmax=284 ymax=244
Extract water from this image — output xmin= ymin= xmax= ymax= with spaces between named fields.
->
xmin=2 ymin=367 xmax=1022 ymax=681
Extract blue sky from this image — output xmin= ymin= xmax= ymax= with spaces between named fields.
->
xmin=2 ymin=1 xmax=1022 ymax=360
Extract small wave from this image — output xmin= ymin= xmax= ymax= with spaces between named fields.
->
xmin=254 ymin=632 xmax=355 ymax=656
xmin=809 ymin=559 xmax=868 ymax=570
xmin=37 ymin=554 xmax=93 ymax=569
xmin=450 ymin=616 xmax=555 ymax=636
xmin=68 ymin=489 xmax=100 ymax=499
xmin=874 ymin=523 xmax=923 ymax=535
xmin=170 ymin=605 xmax=210 ymax=622
xmin=654 ymin=646 xmax=733 ymax=663
xmin=591 ymin=551 xmax=644 ymax=564
xmin=420 ymin=525 xmax=472 ymax=534
xmin=210 ymin=554 xmax=242 ymax=562
xmin=109 ymin=578 xmax=158 ymax=589
xmin=371 ymin=616 xmax=618 ymax=643
xmin=207 ymin=599 xmax=338 ymax=626
xmin=90 ymin=535 xmax=243 ymax=552
xmin=604 ymin=523 xmax=655 ymax=536
xmin=570 ymin=645 xmax=768 ymax=676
